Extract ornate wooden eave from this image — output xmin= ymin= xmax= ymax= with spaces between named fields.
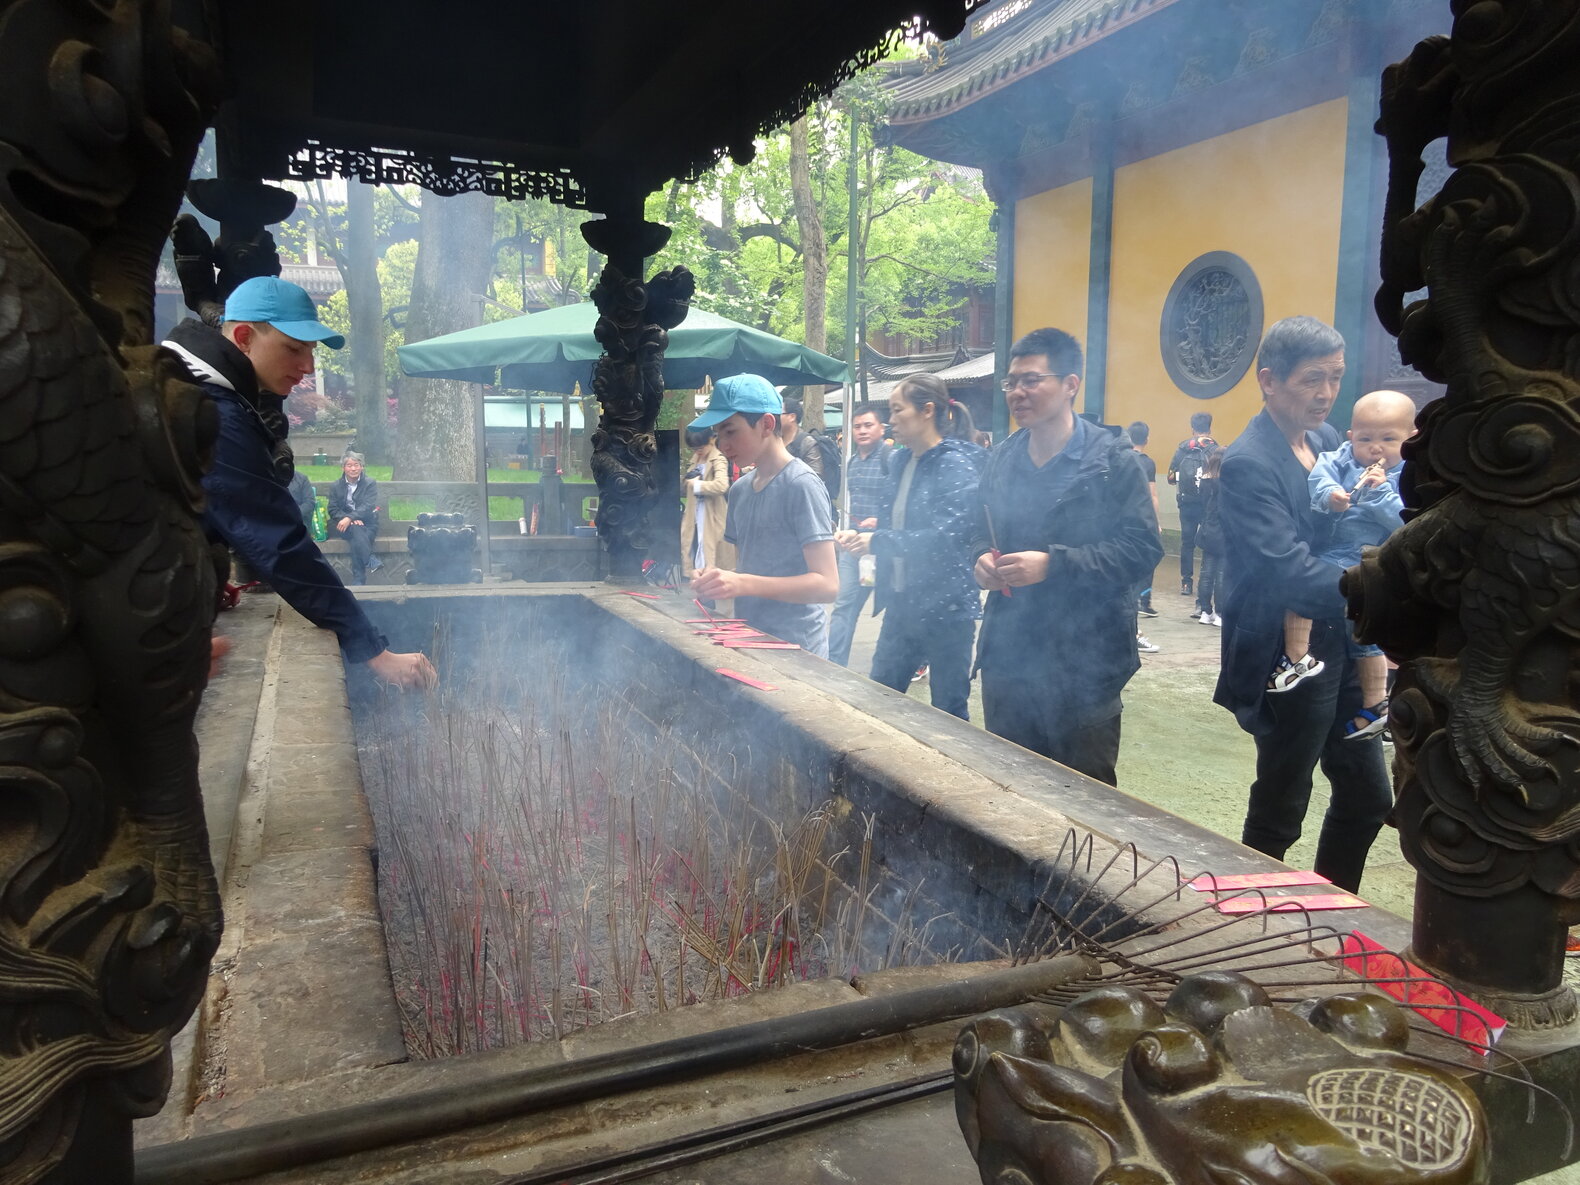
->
xmin=887 ymin=0 xmax=1174 ymax=127
xmin=193 ymin=0 xmax=973 ymax=214
xmin=881 ymin=0 xmax=1442 ymax=179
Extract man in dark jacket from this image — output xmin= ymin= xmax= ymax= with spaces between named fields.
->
xmin=971 ymin=328 xmax=1164 ymax=785
xmin=163 ymin=276 xmax=434 ymax=688
xmin=1213 ymin=316 xmax=1390 ymax=892
xmin=327 ymin=451 xmax=383 ymax=584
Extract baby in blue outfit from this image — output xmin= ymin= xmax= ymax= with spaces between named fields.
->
xmin=1267 ymin=390 xmax=1416 ymax=739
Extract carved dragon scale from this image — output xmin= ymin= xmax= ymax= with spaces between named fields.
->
xmin=1354 ymin=0 xmax=1580 ymax=1025
xmin=0 ymin=1 xmax=225 ymax=1180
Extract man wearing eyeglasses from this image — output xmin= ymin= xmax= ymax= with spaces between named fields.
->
xmin=970 ymin=328 xmax=1164 ymax=785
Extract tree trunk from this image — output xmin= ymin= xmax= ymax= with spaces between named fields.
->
xmin=788 ymin=116 xmax=829 ymax=427
xmin=346 ymin=181 xmax=388 ymax=462
xmin=395 ymin=191 xmax=495 ymax=484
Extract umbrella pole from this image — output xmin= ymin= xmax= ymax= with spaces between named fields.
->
xmin=474 ymin=381 xmax=493 ymax=580
xmin=842 ymin=109 xmax=859 ymax=529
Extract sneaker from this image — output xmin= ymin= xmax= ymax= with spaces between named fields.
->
xmin=914 ymin=665 xmax=929 ymax=682
xmin=1138 ymin=601 xmax=1159 ymax=618
xmin=1566 ymin=932 xmax=1580 ymax=957
xmin=1180 ymin=578 xmax=1193 ymax=596
xmin=1267 ymin=653 xmax=1324 ymax=692
xmin=1137 ymin=634 xmax=1161 ymax=654
xmin=1209 ymin=613 xmax=1222 ymax=627
xmin=1196 ymin=610 xmax=1213 ymax=625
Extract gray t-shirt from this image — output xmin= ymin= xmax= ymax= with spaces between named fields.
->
xmin=723 ymin=457 xmax=834 ymax=656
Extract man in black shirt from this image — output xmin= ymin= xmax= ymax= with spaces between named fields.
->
xmin=970 ymin=329 xmax=1163 ymax=784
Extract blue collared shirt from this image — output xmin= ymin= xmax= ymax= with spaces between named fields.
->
xmin=845 ymin=442 xmax=894 ymax=524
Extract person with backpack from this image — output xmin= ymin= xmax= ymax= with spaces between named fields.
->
xmin=1194 ymin=446 xmax=1226 ymax=625
xmin=1167 ymin=411 xmax=1219 ymax=598
xmin=781 ymin=396 xmax=842 ymax=508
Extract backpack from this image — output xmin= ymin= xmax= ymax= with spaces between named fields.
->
xmin=1175 ymin=436 xmax=1216 ymax=502
xmin=804 ymin=430 xmax=842 ymax=502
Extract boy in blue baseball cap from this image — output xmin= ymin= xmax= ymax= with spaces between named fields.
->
xmin=163 ymin=276 xmax=434 ymax=689
xmin=689 ymin=374 xmax=838 ymax=656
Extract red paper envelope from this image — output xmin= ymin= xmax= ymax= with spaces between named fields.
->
xmin=1335 ymin=931 xmax=1506 ymax=1048
xmin=719 ymin=640 xmax=799 ymax=649
xmin=1214 ymin=893 xmax=1367 ymax=914
xmin=1189 ymin=870 xmax=1332 ymax=892
xmin=716 ymin=668 xmax=778 ymax=691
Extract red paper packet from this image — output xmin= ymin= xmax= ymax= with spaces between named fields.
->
xmin=1189 ymin=870 xmax=1332 ymax=892
xmin=1335 ymin=931 xmax=1506 ymax=1048
xmin=1214 ymin=893 xmax=1367 ymax=914
xmin=716 ymin=668 xmax=778 ymax=691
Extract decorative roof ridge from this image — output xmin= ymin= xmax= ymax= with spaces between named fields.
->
xmin=887 ymin=0 xmax=1170 ymax=123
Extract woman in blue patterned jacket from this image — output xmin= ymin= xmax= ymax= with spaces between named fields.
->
xmin=838 ymin=373 xmax=982 ymax=719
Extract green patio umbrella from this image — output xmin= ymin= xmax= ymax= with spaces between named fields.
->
xmin=398 ymin=302 xmax=850 ymax=393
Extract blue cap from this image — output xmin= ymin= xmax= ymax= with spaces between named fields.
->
xmin=688 ymin=373 xmax=781 ymax=430
xmin=223 ymin=277 xmax=346 ymax=349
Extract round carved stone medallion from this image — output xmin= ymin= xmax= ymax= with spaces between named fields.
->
xmin=1160 ymin=251 xmax=1263 ymax=400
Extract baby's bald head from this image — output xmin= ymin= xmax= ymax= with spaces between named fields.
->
xmin=1348 ymin=390 xmax=1416 ymax=469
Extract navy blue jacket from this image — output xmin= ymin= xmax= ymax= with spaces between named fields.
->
xmin=870 ymin=436 xmax=982 ymax=626
xmin=970 ymin=421 xmax=1163 ymax=717
xmin=164 ymin=320 xmax=387 ymax=662
xmin=327 ymin=474 xmax=382 ymax=533
xmin=1213 ymin=409 xmax=1346 ymax=733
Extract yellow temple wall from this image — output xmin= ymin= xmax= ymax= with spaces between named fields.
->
xmin=1104 ymin=98 xmax=1351 ymax=443
xmin=1013 ymin=178 xmax=1093 ymax=410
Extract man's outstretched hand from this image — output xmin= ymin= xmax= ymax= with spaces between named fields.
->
xmin=366 ymin=649 xmax=437 ymax=690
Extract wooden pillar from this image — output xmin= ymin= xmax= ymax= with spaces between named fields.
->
xmin=1082 ymin=129 xmax=1116 ymax=423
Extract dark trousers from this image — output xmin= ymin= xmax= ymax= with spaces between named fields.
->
xmin=333 ymin=521 xmax=377 ymax=581
xmin=869 ymin=615 xmax=975 ymax=720
xmin=981 ymin=677 xmax=1122 ymax=785
xmin=1241 ymin=619 xmax=1392 ymax=892
xmin=1197 ymin=549 xmax=1224 ymax=615
xmin=1178 ymin=502 xmax=1205 ymax=583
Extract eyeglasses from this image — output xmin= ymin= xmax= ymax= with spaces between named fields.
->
xmin=1000 ymin=372 xmax=1069 ymax=392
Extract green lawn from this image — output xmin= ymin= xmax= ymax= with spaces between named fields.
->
xmin=299 ymin=465 xmax=549 ymax=521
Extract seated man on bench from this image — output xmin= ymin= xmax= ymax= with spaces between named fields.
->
xmin=328 ymin=450 xmax=382 ymax=584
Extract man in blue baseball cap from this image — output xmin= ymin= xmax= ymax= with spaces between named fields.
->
xmin=689 ymin=374 xmax=838 ymax=655
xmin=164 ymin=276 xmax=435 ymax=689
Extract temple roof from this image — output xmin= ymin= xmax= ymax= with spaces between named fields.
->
xmin=887 ymin=0 xmax=1171 ymax=124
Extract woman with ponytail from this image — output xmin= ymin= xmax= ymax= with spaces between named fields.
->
xmin=837 ymin=373 xmax=982 ymax=719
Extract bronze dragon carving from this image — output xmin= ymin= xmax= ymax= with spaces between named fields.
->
xmin=1350 ymin=0 xmax=1580 ymax=1025
xmin=583 ymin=215 xmax=694 ymax=582
xmin=0 ymin=1 xmax=223 ymax=1178
xmin=954 ymin=972 xmax=1489 ymax=1185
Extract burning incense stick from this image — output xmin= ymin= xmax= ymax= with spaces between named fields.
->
xmin=983 ymin=506 xmax=1013 ymax=597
